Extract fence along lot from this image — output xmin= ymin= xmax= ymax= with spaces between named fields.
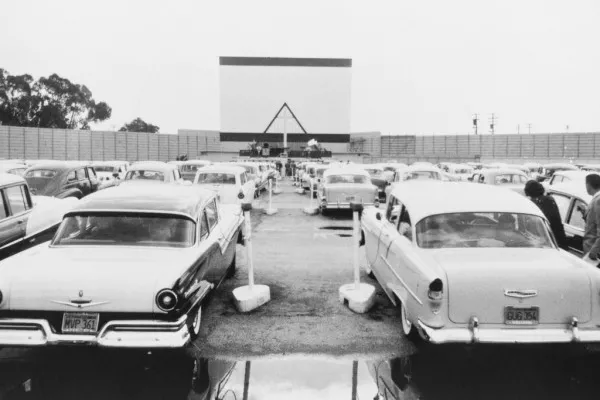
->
xmin=2 ymin=125 xmax=600 ymax=163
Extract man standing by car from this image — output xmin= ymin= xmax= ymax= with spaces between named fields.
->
xmin=524 ymin=180 xmax=568 ymax=250
xmin=583 ymin=174 xmax=600 ymax=263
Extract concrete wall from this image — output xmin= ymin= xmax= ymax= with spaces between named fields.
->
xmin=0 ymin=126 xmax=221 ymax=162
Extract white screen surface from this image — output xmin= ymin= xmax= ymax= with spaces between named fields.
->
xmin=220 ymin=59 xmax=352 ymax=134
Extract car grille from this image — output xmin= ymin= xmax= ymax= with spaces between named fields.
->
xmin=0 ymin=311 xmax=174 ymax=334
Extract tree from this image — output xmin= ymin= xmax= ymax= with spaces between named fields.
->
xmin=0 ymin=68 xmax=112 ymax=129
xmin=119 ymin=117 xmax=160 ymax=133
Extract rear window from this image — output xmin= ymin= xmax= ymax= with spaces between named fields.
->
xmin=53 ymin=213 xmax=196 ymax=248
xmin=494 ymin=174 xmax=527 ymax=185
xmin=196 ymin=173 xmax=236 ymax=185
xmin=125 ymin=170 xmax=164 ymax=181
xmin=325 ymin=175 xmax=369 ymax=184
xmin=93 ymin=166 xmax=116 ymax=173
xmin=401 ymin=171 xmax=441 ymax=181
xmin=25 ymin=169 xmax=57 ymax=178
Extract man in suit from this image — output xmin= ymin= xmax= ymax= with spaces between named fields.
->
xmin=584 ymin=174 xmax=600 ymax=261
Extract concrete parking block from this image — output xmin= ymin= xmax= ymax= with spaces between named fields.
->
xmin=232 ymin=285 xmax=271 ymax=313
xmin=339 ymin=283 xmax=376 ymax=314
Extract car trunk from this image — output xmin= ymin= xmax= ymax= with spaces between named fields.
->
xmin=432 ymin=248 xmax=592 ymax=324
xmin=6 ymin=247 xmax=191 ymax=313
xmin=196 ymin=183 xmax=240 ymax=205
xmin=325 ymin=184 xmax=375 ymax=204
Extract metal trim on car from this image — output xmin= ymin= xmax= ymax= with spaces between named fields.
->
xmin=381 ymin=255 xmax=423 ymax=305
xmin=0 ymin=315 xmax=189 ymax=348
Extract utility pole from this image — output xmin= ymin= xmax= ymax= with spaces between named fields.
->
xmin=472 ymin=114 xmax=479 ymax=135
xmin=527 ymin=123 xmax=532 ymax=134
xmin=489 ymin=114 xmax=497 ymax=135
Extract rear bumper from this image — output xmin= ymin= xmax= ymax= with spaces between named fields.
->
xmin=417 ymin=317 xmax=600 ymax=344
xmin=321 ymin=201 xmax=376 ymax=209
xmin=0 ymin=316 xmax=189 ymax=348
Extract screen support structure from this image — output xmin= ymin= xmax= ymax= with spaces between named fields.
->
xmin=277 ymin=107 xmax=293 ymax=157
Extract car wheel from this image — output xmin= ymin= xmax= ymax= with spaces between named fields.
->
xmin=188 ymin=305 xmax=202 ymax=341
xmin=226 ymin=252 xmax=236 ymax=278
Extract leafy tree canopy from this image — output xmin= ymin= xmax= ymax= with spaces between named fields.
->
xmin=119 ymin=117 xmax=160 ymax=133
xmin=0 ymin=68 xmax=112 ymax=129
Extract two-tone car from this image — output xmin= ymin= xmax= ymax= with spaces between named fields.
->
xmin=0 ymin=173 xmax=78 ymax=260
xmin=361 ymin=181 xmax=600 ymax=345
xmin=0 ymin=183 xmax=244 ymax=348
xmin=318 ymin=167 xmax=379 ymax=215
xmin=469 ymin=168 xmax=529 ymax=195
xmin=194 ymin=165 xmax=255 ymax=206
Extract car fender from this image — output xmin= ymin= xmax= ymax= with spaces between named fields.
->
xmin=56 ymin=188 xmax=83 ymax=199
xmin=25 ymin=196 xmax=79 ymax=237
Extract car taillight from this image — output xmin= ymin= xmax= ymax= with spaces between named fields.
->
xmin=428 ymin=279 xmax=443 ymax=301
xmin=156 ymin=289 xmax=178 ymax=312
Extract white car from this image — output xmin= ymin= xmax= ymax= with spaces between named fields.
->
xmin=317 ymin=167 xmax=379 ymax=214
xmin=445 ymin=163 xmax=474 ymax=181
xmin=384 ymin=165 xmax=444 ymax=199
xmin=544 ymin=170 xmax=597 ymax=191
xmin=0 ymin=183 xmax=244 ymax=348
xmin=232 ymin=162 xmax=267 ymax=194
xmin=91 ymin=161 xmax=129 ymax=189
xmin=361 ymin=181 xmax=600 ymax=345
xmin=194 ymin=165 xmax=255 ymax=206
xmin=121 ymin=161 xmax=186 ymax=185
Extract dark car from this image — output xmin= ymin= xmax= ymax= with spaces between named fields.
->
xmin=24 ymin=161 xmax=100 ymax=199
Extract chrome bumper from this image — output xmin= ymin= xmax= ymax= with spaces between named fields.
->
xmin=321 ymin=202 xmax=375 ymax=209
xmin=417 ymin=317 xmax=600 ymax=344
xmin=0 ymin=316 xmax=189 ymax=348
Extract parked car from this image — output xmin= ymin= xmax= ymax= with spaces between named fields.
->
xmin=385 ymin=166 xmax=444 ymax=199
xmin=0 ymin=183 xmax=244 ymax=348
xmin=445 ymin=163 xmax=474 ymax=181
xmin=318 ymin=167 xmax=379 ymax=215
xmin=121 ymin=161 xmax=186 ymax=185
xmin=0 ymin=173 xmax=78 ymax=260
xmin=179 ymin=160 xmax=212 ymax=182
xmin=232 ymin=162 xmax=267 ymax=194
xmin=546 ymin=183 xmax=591 ymax=257
xmin=536 ymin=163 xmax=579 ymax=183
xmin=24 ymin=161 xmax=100 ymax=199
xmin=91 ymin=161 xmax=129 ymax=189
xmin=308 ymin=165 xmax=331 ymax=197
xmin=361 ymin=181 xmax=600 ymax=345
xmin=0 ymin=162 xmax=28 ymax=177
xmin=543 ymin=170 xmax=596 ymax=191
xmin=194 ymin=165 xmax=255 ymax=205
xmin=579 ymin=164 xmax=600 ymax=173
xmin=469 ymin=168 xmax=528 ymax=195
xmin=363 ymin=165 xmax=388 ymax=202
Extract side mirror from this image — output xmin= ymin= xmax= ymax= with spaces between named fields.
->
xmin=376 ymin=212 xmax=382 ymax=221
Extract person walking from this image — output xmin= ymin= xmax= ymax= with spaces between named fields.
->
xmin=583 ymin=174 xmax=600 ymax=262
xmin=524 ymin=180 xmax=568 ymax=250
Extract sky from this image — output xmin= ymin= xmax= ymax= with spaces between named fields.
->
xmin=2 ymin=0 xmax=599 ymax=135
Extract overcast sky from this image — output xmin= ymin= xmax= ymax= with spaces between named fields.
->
xmin=2 ymin=0 xmax=599 ymax=135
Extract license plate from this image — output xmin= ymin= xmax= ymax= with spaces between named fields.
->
xmin=62 ymin=312 xmax=100 ymax=333
xmin=346 ymin=196 xmax=355 ymax=201
xmin=504 ymin=307 xmax=539 ymax=325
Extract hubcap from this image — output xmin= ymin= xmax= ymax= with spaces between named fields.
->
xmin=401 ymin=303 xmax=412 ymax=336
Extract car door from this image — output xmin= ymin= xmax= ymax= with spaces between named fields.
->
xmin=62 ymin=169 xmax=79 ymax=196
xmin=0 ymin=184 xmax=32 ymax=254
xmin=204 ymin=199 xmax=229 ymax=283
xmin=374 ymin=197 xmax=403 ymax=281
xmin=75 ymin=168 xmax=91 ymax=196
xmin=86 ymin=167 xmax=99 ymax=192
xmin=548 ymin=192 xmax=572 ymax=223
xmin=564 ymin=198 xmax=586 ymax=256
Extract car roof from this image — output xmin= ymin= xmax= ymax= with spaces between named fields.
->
xmin=543 ymin=163 xmax=578 ymax=170
xmin=27 ymin=161 xmax=85 ymax=171
xmin=0 ymin=163 xmax=27 ymax=170
xmin=197 ymin=165 xmax=245 ymax=174
xmin=91 ymin=161 xmax=128 ymax=166
xmin=395 ymin=165 xmax=440 ymax=173
xmin=323 ymin=167 xmax=369 ymax=177
xmin=546 ymin=182 xmax=592 ymax=203
xmin=128 ymin=161 xmax=176 ymax=172
xmin=0 ymin=172 xmax=26 ymax=186
xmin=69 ymin=183 xmax=215 ymax=218
xmin=481 ymin=168 xmax=528 ymax=176
xmin=390 ymin=181 xmax=544 ymax=223
xmin=553 ymin=170 xmax=592 ymax=178
xmin=182 ymin=160 xmax=211 ymax=165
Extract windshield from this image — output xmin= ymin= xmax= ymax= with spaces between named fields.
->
xmin=416 ymin=212 xmax=554 ymax=249
xmin=325 ymin=175 xmax=369 ymax=184
xmin=53 ymin=213 xmax=196 ymax=248
xmin=92 ymin=166 xmax=116 ymax=173
xmin=196 ymin=173 xmax=236 ymax=184
xmin=494 ymin=174 xmax=527 ymax=185
xmin=125 ymin=170 xmax=164 ymax=181
xmin=401 ymin=171 xmax=441 ymax=181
